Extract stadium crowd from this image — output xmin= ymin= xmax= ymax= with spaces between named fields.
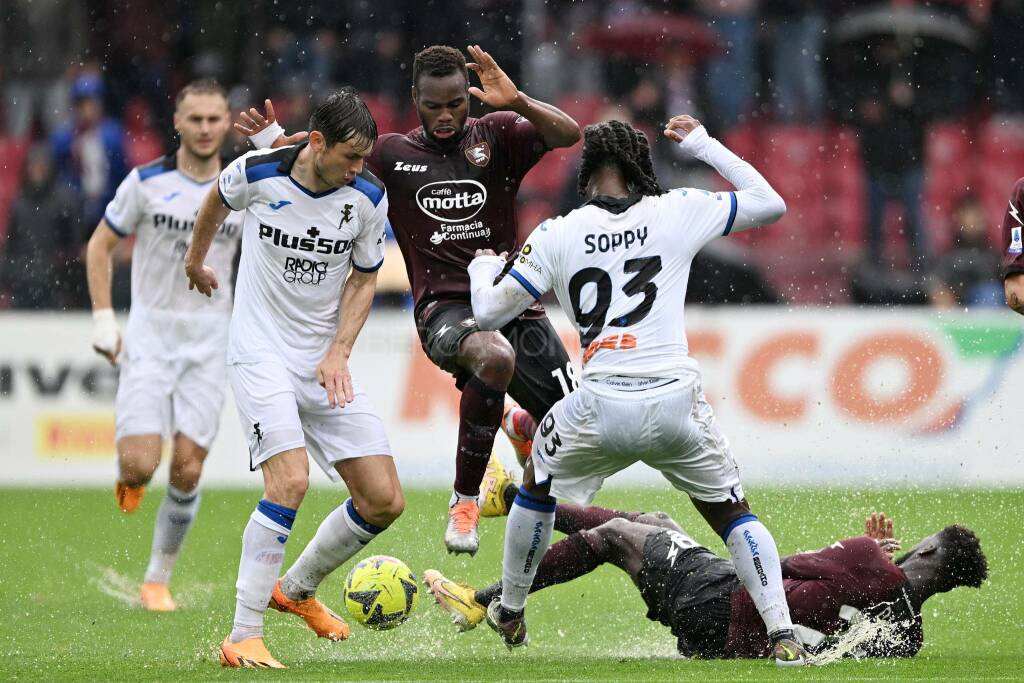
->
xmin=1 ymin=0 xmax=1022 ymax=309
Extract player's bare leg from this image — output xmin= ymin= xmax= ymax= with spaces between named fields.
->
xmin=222 ymin=447 xmax=309 ymax=668
xmin=274 ymin=454 xmax=404 ymax=641
xmin=692 ymin=497 xmax=805 ymax=666
xmin=446 ymin=331 xmax=515 ymax=555
xmin=140 ymin=434 xmax=207 ymax=611
xmin=433 ymin=512 xmax=673 ymax=632
xmin=115 ymin=434 xmax=161 ymax=512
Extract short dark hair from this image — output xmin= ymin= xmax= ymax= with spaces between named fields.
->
xmin=175 ymin=79 xmax=228 ymax=108
xmin=577 ymin=120 xmax=665 ymax=198
xmin=412 ymin=45 xmax=468 ymax=88
xmin=308 ymin=87 xmax=378 ymax=149
xmin=936 ymin=525 xmax=988 ymax=592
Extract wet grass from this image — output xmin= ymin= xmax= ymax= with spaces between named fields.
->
xmin=1 ymin=486 xmax=1019 ymax=680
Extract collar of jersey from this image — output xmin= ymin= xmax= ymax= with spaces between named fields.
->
xmin=585 ymin=194 xmax=643 ymax=215
xmin=276 ymin=141 xmax=341 ymax=199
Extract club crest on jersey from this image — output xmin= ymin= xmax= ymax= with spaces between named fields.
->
xmin=1010 ymin=226 xmax=1023 ymax=255
xmin=465 ymin=142 xmax=491 ymax=167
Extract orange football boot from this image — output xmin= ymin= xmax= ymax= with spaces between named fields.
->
xmin=218 ymin=636 xmax=286 ymax=669
xmin=115 ymin=482 xmax=145 ymax=513
xmin=140 ymin=582 xmax=176 ymax=611
xmin=501 ymin=402 xmax=534 ymax=467
xmin=268 ymin=579 xmax=350 ymax=641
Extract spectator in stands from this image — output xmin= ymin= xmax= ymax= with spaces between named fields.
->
xmin=928 ymin=196 xmax=1002 ymax=308
xmin=1 ymin=0 xmax=87 ymax=137
xmin=1 ymin=144 xmax=82 ymax=309
xmin=697 ymin=0 xmax=758 ymax=128
xmin=989 ymin=0 xmax=1024 ymax=115
xmin=51 ymin=75 xmax=128 ymax=231
xmin=853 ymin=38 xmax=929 ymax=273
xmin=763 ymin=1 xmax=825 ymax=123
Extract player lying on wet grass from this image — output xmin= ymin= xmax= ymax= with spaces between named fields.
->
xmin=428 ymin=472 xmax=988 ymax=661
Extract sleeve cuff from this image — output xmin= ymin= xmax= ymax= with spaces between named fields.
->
xmin=723 ymin=191 xmax=737 ymax=236
xmin=352 ymin=256 xmax=384 ymax=273
xmin=218 ymin=186 xmax=240 ymax=211
xmin=103 ymin=213 xmax=128 ymax=237
xmin=508 ymin=267 xmax=543 ymax=299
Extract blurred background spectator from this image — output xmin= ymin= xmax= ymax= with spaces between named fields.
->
xmin=1 ymin=0 xmax=1021 ymax=310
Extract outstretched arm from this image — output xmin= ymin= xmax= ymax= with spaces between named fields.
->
xmin=665 ymin=116 xmax=786 ymax=232
xmin=468 ymin=249 xmax=538 ymax=331
xmin=466 ymin=44 xmax=581 ymax=149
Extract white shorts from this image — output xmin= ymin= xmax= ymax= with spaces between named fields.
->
xmin=115 ymin=349 xmax=227 ymax=450
xmin=531 ymin=376 xmax=744 ymax=505
xmin=228 ymin=359 xmax=391 ymax=482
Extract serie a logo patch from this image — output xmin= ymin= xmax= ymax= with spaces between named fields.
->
xmin=1010 ymin=226 xmax=1023 ymax=255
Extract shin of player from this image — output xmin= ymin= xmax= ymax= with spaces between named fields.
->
xmin=187 ymin=89 xmax=402 ymax=668
xmin=85 ymin=80 xmax=240 ymax=612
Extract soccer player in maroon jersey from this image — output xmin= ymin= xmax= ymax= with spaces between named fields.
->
xmin=238 ymin=45 xmax=581 ymax=556
xmin=1001 ymin=178 xmax=1024 ymax=315
xmin=425 ymin=503 xmax=987 ymax=661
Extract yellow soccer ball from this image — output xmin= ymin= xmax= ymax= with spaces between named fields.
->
xmin=343 ymin=555 xmax=419 ymax=630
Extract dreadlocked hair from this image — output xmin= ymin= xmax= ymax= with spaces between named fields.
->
xmin=413 ymin=45 xmax=468 ymax=87
xmin=936 ymin=525 xmax=988 ymax=591
xmin=577 ymin=120 xmax=666 ymax=198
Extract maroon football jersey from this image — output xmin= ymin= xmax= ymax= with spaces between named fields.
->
xmin=1001 ymin=177 xmax=1024 ymax=279
xmin=367 ymin=111 xmax=548 ymax=322
xmin=725 ymin=536 xmax=923 ymax=658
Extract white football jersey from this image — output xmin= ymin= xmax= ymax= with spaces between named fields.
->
xmin=510 ymin=189 xmax=737 ymax=381
xmin=103 ymin=155 xmax=243 ymax=323
xmin=218 ymin=144 xmax=388 ymax=376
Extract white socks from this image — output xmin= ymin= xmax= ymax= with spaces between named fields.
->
xmin=500 ymin=487 xmax=556 ymax=612
xmin=723 ymin=514 xmax=793 ymax=636
xmin=281 ymin=498 xmax=384 ymax=601
xmin=144 ymin=485 xmax=200 ymax=585
xmin=230 ymin=500 xmax=295 ymax=643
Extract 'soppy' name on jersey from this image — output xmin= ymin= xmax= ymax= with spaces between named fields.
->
xmin=218 ymin=144 xmax=388 ymax=375
xmin=509 ymin=189 xmax=737 ymax=381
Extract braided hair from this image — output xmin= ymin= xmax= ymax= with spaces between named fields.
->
xmin=577 ymin=120 xmax=666 ymax=198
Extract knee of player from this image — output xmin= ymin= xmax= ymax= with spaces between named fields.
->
xmin=360 ymin=487 xmax=405 ymax=525
xmin=266 ymin=471 xmax=310 ymax=507
xmin=475 ymin=340 xmax=516 ymax=382
xmin=170 ymin=458 xmax=203 ymax=491
xmin=596 ymin=516 xmax=634 ymax=540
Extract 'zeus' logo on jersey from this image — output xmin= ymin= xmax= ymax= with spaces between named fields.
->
xmin=259 ymin=224 xmax=353 ymax=255
xmin=394 ymin=161 xmax=428 ymax=172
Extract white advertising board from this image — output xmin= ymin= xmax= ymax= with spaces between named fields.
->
xmin=0 ymin=309 xmax=1021 ymax=487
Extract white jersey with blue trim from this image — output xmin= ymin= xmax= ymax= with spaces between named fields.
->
xmin=510 ymin=189 xmax=736 ymax=381
xmin=218 ymin=143 xmax=389 ymax=376
xmin=103 ymin=154 xmax=243 ymax=321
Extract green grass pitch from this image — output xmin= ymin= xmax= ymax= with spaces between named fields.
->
xmin=1 ymin=486 xmax=1020 ymax=681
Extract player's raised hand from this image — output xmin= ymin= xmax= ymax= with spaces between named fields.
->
xmin=663 ymin=114 xmax=702 ymax=143
xmin=317 ymin=345 xmax=355 ymax=409
xmin=865 ymin=511 xmax=900 ymax=559
xmin=234 ymin=99 xmax=308 ymax=148
xmin=466 ymin=45 xmax=520 ymax=109
xmin=184 ymin=261 xmax=219 ymax=298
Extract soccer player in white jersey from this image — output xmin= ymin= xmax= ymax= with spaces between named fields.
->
xmin=185 ymin=88 xmax=403 ymax=669
xmin=85 ymin=80 xmax=244 ymax=612
xmin=468 ymin=116 xmax=807 ymax=665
